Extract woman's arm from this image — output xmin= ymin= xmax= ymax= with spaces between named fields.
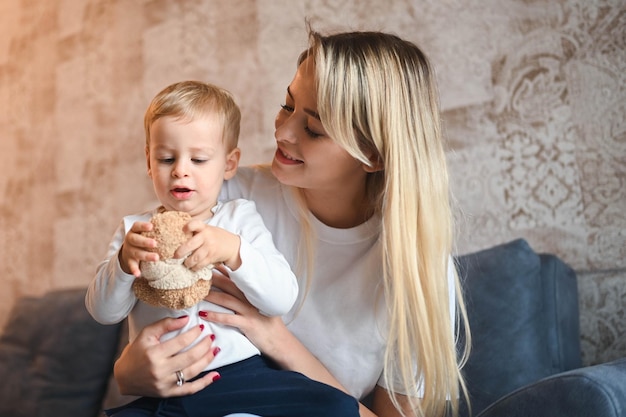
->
xmin=203 ymin=274 xmax=411 ymax=417
xmin=371 ymin=386 xmax=418 ymax=417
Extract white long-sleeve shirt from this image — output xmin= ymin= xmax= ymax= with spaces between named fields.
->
xmin=86 ymin=198 xmax=298 ymax=371
xmin=219 ymin=166 xmax=456 ymax=400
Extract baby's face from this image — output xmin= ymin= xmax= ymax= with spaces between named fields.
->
xmin=146 ymin=114 xmax=236 ymax=220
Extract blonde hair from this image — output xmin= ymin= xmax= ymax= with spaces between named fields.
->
xmin=301 ymin=29 xmax=470 ymax=417
xmin=144 ymin=80 xmax=241 ymax=150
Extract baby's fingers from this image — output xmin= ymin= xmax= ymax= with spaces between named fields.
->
xmin=174 ymin=224 xmax=205 ymax=260
xmin=128 ymin=259 xmax=142 ymax=277
xmin=127 ymin=232 xmax=158 ymax=252
xmin=183 ymin=219 xmax=206 ymax=235
xmin=130 ymin=220 xmax=154 ymax=234
xmin=121 ymin=241 xmax=159 ymax=262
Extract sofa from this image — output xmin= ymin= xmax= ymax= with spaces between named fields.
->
xmin=0 ymin=238 xmax=623 ymax=417
xmin=455 ymin=239 xmax=626 ymax=417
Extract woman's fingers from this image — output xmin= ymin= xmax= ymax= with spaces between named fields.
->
xmin=204 ymin=290 xmax=250 ymax=318
xmin=164 ymin=335 xmax=222 ymax=396
xmin=167 ymin=329 xmax=216 ymax=374
xmin=157 ymin=322 xmax=204 ymax=358
xmin=114 ymin=316 xmax=190 ymax=396
xmin=210 ymin=273 xmax=247 ymax=303
xmin=199 ymin=304 xmax=247 ymax=332
xmin=173 ymin=370 xmax=221 ymax=396
xmin=115 ymin=316 xmax=220 ymax=397
xmin=138 ymin=315 xmax=188 ymax=345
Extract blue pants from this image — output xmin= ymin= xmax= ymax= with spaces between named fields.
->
xmin=106 ymin=355 xmax=359 ymax=417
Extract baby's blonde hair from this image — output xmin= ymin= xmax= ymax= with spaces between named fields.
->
xmin=301 ymin=28 xmax=470 ymax=417
xmin=144 ymin=80 xmax=241 ymax=151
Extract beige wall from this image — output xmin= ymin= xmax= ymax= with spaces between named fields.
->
xmin=1 ymin=0 xmax=624 ymax=365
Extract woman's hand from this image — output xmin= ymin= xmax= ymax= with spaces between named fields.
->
xmin=202 ymin=269 xmax=285 ymax=357
xmin=114 ymin=316 xmax=220 ymax=397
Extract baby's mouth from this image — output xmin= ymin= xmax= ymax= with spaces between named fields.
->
xmin=170 ymin=187 xmax=194 ymax=199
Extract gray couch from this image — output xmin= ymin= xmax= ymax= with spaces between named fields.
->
xmin=456 ymin=239 xmax=626 ymax=417
xmin=0 ymin=238 xmax=623 ymax=417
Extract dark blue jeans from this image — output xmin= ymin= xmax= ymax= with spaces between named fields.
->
xmin=106 ymin=355 xmax=359 ymax=417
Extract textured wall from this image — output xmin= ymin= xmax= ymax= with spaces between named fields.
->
xmin=1 ymin=0 xmax=624 ymax=366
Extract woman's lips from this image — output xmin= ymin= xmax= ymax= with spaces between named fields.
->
xmin=274 ymin=148 xmax=303 ymax=165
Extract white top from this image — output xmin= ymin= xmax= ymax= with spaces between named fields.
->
xmin=86 ymin=198 xmax=298 ymax=371
xmin=219 ymin=167 xmax=456 ymax=400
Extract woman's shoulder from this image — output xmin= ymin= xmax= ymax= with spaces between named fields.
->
xmin=221 ymin=165 xmax=280 ymax=199
xmin=235 ymin=164 xmax=276 ymax=185
xmin=221 ymin=165 xmax=300 ymax=232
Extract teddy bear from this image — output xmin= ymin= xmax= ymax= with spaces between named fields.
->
xmin=132 ymin=210 xmax=213 ymax=310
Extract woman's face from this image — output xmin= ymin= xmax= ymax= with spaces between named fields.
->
xmin=272 ymin=56 xmax=366 ymax=194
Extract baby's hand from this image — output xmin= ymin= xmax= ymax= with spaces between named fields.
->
xmin=175 ymin=220 xmax=241 ymax=272
xmin=119 ymin=221 xmax=159 ymax=277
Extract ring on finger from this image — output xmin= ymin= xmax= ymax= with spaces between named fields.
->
xmin=175 ymin=369 xmax=185 ymax=387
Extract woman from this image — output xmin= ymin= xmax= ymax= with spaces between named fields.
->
xmin=113 ymin=27 xmax=470 ymax=417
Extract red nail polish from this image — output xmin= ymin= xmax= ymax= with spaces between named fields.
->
xmin=212 ymin=373 xmax=221 ymax=382
xmin=213 ymin=347 xmax=221 ymax=356
xmin=199 ymin=324 xmax=204 ymax=331
xmin=210 ymin=334 xmax=216 ymax=341
xmin=199 ymin=311 xmax=208 ymax=317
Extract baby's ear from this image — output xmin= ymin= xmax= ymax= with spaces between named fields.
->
xmin=224 ymin=147 xmax=241 ymax=180
xmin=145 ymin=146 xmax=152 ymax=177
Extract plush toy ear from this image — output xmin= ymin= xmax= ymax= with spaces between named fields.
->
xmin=224 ymin=147 xmax=241 ymax=180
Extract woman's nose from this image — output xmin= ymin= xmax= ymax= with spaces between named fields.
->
xmin=274 ymin=114 xmax=298 ymax=144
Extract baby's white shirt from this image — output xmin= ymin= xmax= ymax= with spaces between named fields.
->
xmin=86 ymin=198 xmax=298 ymax=371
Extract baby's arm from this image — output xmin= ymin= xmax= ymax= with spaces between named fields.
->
xmin=85 ymin=218 xmax=157 ymax=324
xmin=175 ymin=200 xmax=297 ymax=316
xmin=217 ymin=200 xmax=298 ymax=316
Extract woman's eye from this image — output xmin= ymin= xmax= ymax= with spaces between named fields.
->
xmin=279 ymin=103 xmax=323 ymax=138
xmin=304 ymin=126 xmax=322 ymax=139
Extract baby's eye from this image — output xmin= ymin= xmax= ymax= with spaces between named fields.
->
xmin=158 ymin=157 xmax=175 ymax=164
xmin=191 ymin=158 xmax=207 ymax=164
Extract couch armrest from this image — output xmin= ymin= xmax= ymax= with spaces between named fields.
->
xmin=0 ymin=288 xmax=123 ymax=417
xmin=539 ymin=253 xmax=582 ymax=371
xmin=456 ymin=239 xmax=582 ymax=416
xmin=477 ymin=358 xmax=626 ymax=417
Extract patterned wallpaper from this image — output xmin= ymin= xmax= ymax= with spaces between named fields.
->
xmin=0 ymin=0 xmax=624 ymax=366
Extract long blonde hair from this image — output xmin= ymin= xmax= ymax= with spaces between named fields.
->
xmin=301 ymin=28 xmax=470 ymax=417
